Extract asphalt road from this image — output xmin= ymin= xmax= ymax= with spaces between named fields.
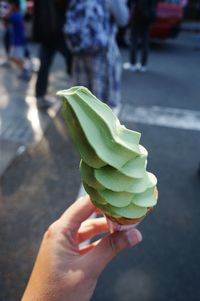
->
xmin=1 ymin=32 xmax=200 ymax=301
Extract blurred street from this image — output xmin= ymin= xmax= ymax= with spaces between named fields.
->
xmin=0 ymin=27 xmax=72 ymax=176
xmin=1 ymin=30 xmax=200 ymax=301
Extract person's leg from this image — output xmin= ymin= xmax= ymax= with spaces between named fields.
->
xmin=4 ymin=28 xmax=10 ymax=55
xmin=130 ymin=23 xmax=139 ymax=66
xmin=9 ymin=56 xmax=24 ymax=69
xmin=89 ymin=52 xmax=108 ymax=103
xmin=89 ymin=40 xmax=122 ymax=109
xmin=107 ymin=41 xmax=122 ymax=108
xmin=9 ymin=46 xmax=26 ymax=69
xmin=72 ymin=54 xmax=90 ymax=89
xmin=140 ymin=23 xmax=150 ymax=67
xmin=35 ymin=44 xmax=54 ymax=98
xmin=9 ymin=46 xmax=32 ymax=80
xmin=57 ymin=39 xmax=73 ymax=76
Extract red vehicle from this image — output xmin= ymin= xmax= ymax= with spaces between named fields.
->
xmin=150 ymin=1 xmax=184 ymax=39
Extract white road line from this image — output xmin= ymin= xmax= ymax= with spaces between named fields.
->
xmin=120 ymin=105 xmax=200 ymax=131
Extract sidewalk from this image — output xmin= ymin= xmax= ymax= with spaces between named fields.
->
xmin=0 ymin=43 xmax=71 ymax=177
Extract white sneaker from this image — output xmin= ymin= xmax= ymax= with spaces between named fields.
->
xmin=123 ymin=62 xmax=138 ymax=72
xmin=137 ymin=63 xmax=147 ymax=72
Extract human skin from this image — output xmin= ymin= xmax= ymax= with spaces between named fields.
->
xmin=21 ymin=195 xmax=142 ymax=301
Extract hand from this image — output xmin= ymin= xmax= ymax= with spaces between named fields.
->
xmin=22 ymin=195 xmax=142 ymax=301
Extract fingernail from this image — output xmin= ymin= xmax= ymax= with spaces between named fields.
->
xmin=125 ymin=228 xmax=142 ymax=246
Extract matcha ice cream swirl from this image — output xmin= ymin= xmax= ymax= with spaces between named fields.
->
xmin=57 ymin=86 xmax=158 ymax=220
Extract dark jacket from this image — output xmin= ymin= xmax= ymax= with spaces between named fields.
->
xmin=33 ymin=0 xmax=68 ymax=46
xmin=131 ymin=0 xmax=157 ymax=25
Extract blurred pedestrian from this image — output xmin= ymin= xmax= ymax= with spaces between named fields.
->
xmin=65 ymin=0 xmax=129 ymax=113
xmin=1 ymin=0 xmax=31 ymax=67
xmin=33 ymin=0 xmax=72 ymax=110
xmin=123 ymin=0 xmax=157 ymax=72
xmin=7 ymin=0 xmax=31 ymax=80
xmin=116 ymin=0 xmax=134 ymax=48
xmin=19 ymin=0 xmax=32 ymax=63
xmin=21 ymin=195 xmax=142 ymax=301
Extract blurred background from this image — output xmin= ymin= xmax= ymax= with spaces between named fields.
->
xmin=0 ymin=0 xmax=200 ymax=300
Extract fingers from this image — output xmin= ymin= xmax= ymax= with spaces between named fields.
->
xmin=77 ymin=217 xmax=109 ymax=243
xmin=79 ymin=239 xmax=100 ymax=255
xmin=88 ymin=228 xmax=142 ymax=276
xmin=58 ymin=195 xmax=95 ymax=231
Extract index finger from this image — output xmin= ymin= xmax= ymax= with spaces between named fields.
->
xmin=58 ymin=195 xmax=96 ymax=231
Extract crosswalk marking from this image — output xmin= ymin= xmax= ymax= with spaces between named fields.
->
xmin=120 ymin=105 xmax=200 ymax=131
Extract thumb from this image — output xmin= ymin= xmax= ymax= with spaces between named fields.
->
xmin=88 ymin=228 xmax=142 ymax=276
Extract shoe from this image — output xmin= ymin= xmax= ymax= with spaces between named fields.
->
xmin=123 ymin=62 xmax=138 ymax=72
xmin=137 ymin=63 xmax=147 ymax=72
xmin=140 ymin=66 xmax=147 ymax=72
xmin=36 ymin=97 xmax=53 ymax=110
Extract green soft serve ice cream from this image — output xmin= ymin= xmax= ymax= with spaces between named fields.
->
xmin=57 ymin=86 xmax=158 ymax=220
